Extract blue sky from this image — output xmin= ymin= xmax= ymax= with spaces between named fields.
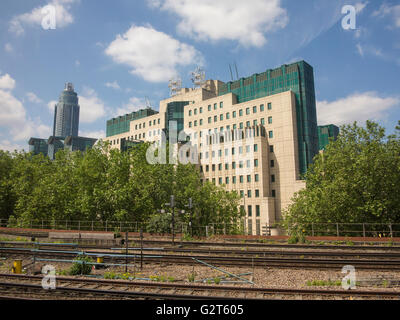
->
xmin=0 ymin=0 xmax=399 ymax=151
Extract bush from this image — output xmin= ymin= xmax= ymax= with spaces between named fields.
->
xmin=69 ymin=255 xmax=94 ymax=275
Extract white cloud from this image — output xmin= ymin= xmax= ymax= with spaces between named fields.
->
xmin=148 ymin=0 xmax=288 ymax=47
xmin=0 ymin=140 xmax=25 ymax=152
xmin=354 ymin=2 xmax=368 ymax=14
xmin=47 ymin=100 xmax=58 ymax=112
xmin=26 ymin=92 xmax=43 ymax=104
xmin=114 ymin=97 xmax=146 ymax=117
xmin=105 ymin=81 xmax=121 ymax=90
xmin=356 ymin=43 xmax=364 ymax=56
xmin=4 ymin=43 xmax=13 ymax=53
xmin=317 ymin=92 xmax=400 ymax=126
xmin=105 ymin=25 xmax=204 ymax=82
xmin=0 ymin=73 xmax=51 ymax=144
xmin=9 ymin=0 xmax=78 ymax=36
xmin=0 ymin=73 xmax=16 ymax=90
xmin=79 ymin=130 xmax=106 ymax=139
xmin=372 ymin=3 xmax=400 ymax=28
xmin=78 ymin=87 xmax=107 ymax=123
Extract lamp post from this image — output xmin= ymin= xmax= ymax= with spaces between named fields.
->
xmin=185 ymin=198 xmax=193 ymax=237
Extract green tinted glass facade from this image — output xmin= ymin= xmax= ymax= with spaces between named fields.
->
xmin=318 ymin=124 xmax=339 ymax=151
xmin=106 ymin=108 xmax=158 ymax=137
xmin=165 ymin=101 xmax=189 ymax=141
xmin=219 ymin=60 xmax=318 ymax=175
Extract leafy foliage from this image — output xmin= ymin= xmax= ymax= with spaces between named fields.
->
xmin=282 ymin=121 xmax=400 ymax=234
xmin=0 ymin=140 xmax=243 ymax=235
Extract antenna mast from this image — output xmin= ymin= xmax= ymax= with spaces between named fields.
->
xmin=168 ymin=78 xmax=182 ymax=97
xmin=191 ymin=66 xmax=206 ymax=89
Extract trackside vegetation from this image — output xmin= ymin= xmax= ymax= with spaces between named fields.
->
xmin=282 ymin=120 xmax=400 ymax=236
xmin=0 ymin=141 xmax=243 ymax=236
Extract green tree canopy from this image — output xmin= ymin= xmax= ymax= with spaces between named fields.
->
xmin=282 ymin=120 xmax=400 ymax=233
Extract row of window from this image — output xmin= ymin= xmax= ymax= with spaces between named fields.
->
xmin=189 ymin=116 xmax=273 ymax=129
xmin=135 ymin=118 xmax=161 ymax=130
xmin=201 ymin=173 xmax=275 ymax=184
xmin=188 ymin=103 xmax=272 ymax=117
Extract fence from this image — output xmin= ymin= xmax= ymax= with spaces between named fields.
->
xmin=289 ymin=223 xmax=400 ymax=238
xmin=0 ymin=219 xmax=246 ymax=237
xmin=1 ymin=219 xmax=399 ymax=238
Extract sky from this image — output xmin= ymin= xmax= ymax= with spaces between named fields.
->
xmin=0 ymin=0 xmax=399 ymax=151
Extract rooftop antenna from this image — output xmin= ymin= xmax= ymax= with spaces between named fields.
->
xmin=168 ymin=78 xmax=182 ymax=97
xmin=228 ymin=64 xmax=234 ymax=81
xmin=234 ymin=61 xmax=239 ymax=80
xmin=145 ymin=96 xmax=152 ymax=109
xmin=191 ymin=66 xmax=206 ymax=89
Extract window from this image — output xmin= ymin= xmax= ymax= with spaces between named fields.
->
xmin=208 ymin=117 xmax=212 ymax=124
xmin=208 ymin=105 xmax=211 ymax=111
xmin=149 ymin=121 xmax=152 ymax=126
xmin=232 ymin=162 xmax=236 ymax=169
xmin=232 ymin=176 xmax=237 ymax=184
xmin=255 ymin=190 xmax=260 ymax=198
xmin=260 ymin=104 xmax=265 ymax=112
xmin=271 ymin=174 xmax=275 ymax=183
xmin=226 ymin=113 xmax=230 ymax=120
xmin=218 ymin=149 xmax=222 ymax=157
xmin=212 ymin=151 xmax=215 ymax=158
xmin=239 ymin=122 xmax=244 ymax=129
xmin=246 ymin=121 xmax=250 ymax=127
xmin=232 ymin=147 xmax=235 ymax=155
xmin=220 ymin=102 xmax=223 ymax=108
xmin=206 ymin=165 xmax=209 ymax=172
xmin=247 ymin=160 xmax=251 ymax=168
xmin=214 ymin=116 xmax=218 ymax=122
xmin=240 ymin=190 xmax=244 ymax=198
xmin=239 ymin=109 xmax=243 ymax=117
xmin=247 ymin=190 xmax=252 ymax=198
xmin=225 ymin=177 xmax=229 ymax=184
xmin=233 ymin=124 xmax=237 ymax=130
xmin=225 ymin=163 xmax=229 ymax=170
xmin=270 ymin=160 xmax=275 ymax=168
xmin=253 ymin=120 xmax=258 ymax=126
xmin=246 ymin=145 xmax=250 ymax=153
xmin=240 ymin=176 xmax=244 ymax=183
xmin=268 ymin=103 xmax=272 ymax=110
xmin=194 ymin=120 xmax=197 ymax=127
xmin=233 ymin=111 xmax=237 ymax=118
xmin=214 ymin=103 xmax=217 ymax=110
xmin=212 ymin=178 xmax=216 ymax=184
xmin=268 ymin=116 xmax=273 ymax=124
xmin=269 ymin=131 xmax=273 ymax=138
xmin=253 ymin=106 xmax=257 ymax=113
xmin=247 ymin=175 xmax=251 ymax=183
xmin=212 ymin=164 xmax=215 ymax=171
xmin=246 ymin=108 xmax=250 ymax=115
xmin=220 ymin=114 xmax=223 ymax=121
xmin=270 ymin=145 xmax=274 ymax=153
xmin=239 ymin=146 xmax=243 ymax=154
xmin=200 ymin=119 xmax=203 ymax=125
xmin=225 ymin=149 xmax=228 ymax=156
xmin=219 ymin=177 xmax=223 ymax=185
xmin=158 ymin=119 xmax=160 ymax=124
xmin=271 ymin=190 xmax=276 ymax=197
xmin=256 ymin=205 xmax=260 ymax=217
xmin=248 ymin=205 xmax=252 ymax=217
xmin=200 ymin=107 xmax=203 ymax=113
xmin=254 ymin=159 xmax=259 ymax=167
xmin=189 ymin=122 xmax=192 ymax=128
xmin=255 ymin=174 xmax=259 ymax=182
xmin=254 ymin=144 xmax=258 ymax=152
xmin=239 ymin=161 xmax=243 ymax=168
xmin=218 ymin=163 xmax=222 ymax=171
xmin=261 ymin=118 xmax=265 ymax=125
xmin=206 ymin=152 xmax=209 ymax=159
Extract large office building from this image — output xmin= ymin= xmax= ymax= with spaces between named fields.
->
xmin=53 ymin=83 xmax=80 ymax=137
xmin=318 ymin=124 xmax=340 ymax=151
xmin=104 ymin=61 xmax=320 ymax=235
xmin=29 ymin=83 xmax=97 ymax=158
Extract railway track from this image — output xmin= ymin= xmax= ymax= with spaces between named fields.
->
xmin=0 ymin=274 xmax=399 ymax=300
xmin=2 ymin=246 xmax=400 ymax=270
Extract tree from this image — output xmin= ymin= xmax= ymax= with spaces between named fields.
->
xmin=282 ymin=121 xmax=400 ymax=234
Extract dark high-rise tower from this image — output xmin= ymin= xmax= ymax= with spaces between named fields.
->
xmin=53 ymin=83 xmax=80 ymax=137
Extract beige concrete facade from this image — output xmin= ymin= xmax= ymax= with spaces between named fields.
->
xmin=104 ymin=83 xmax=305 ymax=235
